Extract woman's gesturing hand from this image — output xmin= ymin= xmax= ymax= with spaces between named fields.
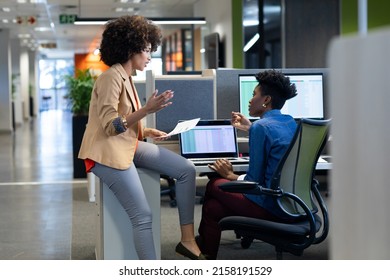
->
xmin=231 ymin=111 xmax=252 ymax=132
xmin=144 ymin=89 xmax=174 ymax=114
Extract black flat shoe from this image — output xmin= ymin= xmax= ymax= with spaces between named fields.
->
xmin=175 ymin=242 xmax=207 ymax=260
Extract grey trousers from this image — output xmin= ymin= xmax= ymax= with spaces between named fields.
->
xmin=91 ymin=140 xmax=196 ymax=259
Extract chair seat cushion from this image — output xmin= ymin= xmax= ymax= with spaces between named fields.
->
xmin=219 ymin=215 xmax=321 ymax=240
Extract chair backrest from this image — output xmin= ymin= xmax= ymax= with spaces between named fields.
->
xmin=270 ymin=118 xmax=330 ymax=217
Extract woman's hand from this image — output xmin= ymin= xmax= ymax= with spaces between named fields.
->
xmin=144 ymin=128 xmax=170 ymax=141
xmin=144 ymin=89 xmax=174 ymax=114
xmin=208 ymin=159 xmax=239 ymax=181
xmin=231 ymin=111 xmax=252 ymax=132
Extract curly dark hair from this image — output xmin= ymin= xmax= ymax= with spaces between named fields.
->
xmin=255 ymin=70 xmax=297 ymax=109
xmin=99 ymin=15 xmax=162 ymax=66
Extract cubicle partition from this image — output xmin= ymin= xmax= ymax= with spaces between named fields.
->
xmin=145 ymin=70 xmax=216 ymax=139
xmin=134 ymin=79 xmax=146 ymax=105
xmin=328 ymin=28 xmax=390 ymax=259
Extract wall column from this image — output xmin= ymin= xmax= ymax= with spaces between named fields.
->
xmin=0 ymin=29 xmax=13 ymax=132
xmin=29 ymin=50 xmax=38 ymax=117
xmin=20 ymin=48 xmax=30 ymax=120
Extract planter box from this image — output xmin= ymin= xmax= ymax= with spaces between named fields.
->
xmin=72 ymin=115 xmax=88 ymax=178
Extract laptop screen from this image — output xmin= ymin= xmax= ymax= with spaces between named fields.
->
xmin=179 ymin=120 xmax=239 ymax=159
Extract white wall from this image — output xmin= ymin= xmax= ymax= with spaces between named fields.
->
xmin=194 ymin=0 xmax=233 ymax=68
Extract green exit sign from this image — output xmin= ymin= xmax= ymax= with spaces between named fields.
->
xmin=59 ymin=14 xmax=77 ymax=24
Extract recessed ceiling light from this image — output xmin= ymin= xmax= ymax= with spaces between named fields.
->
xmin=2 ymin=7 xmax=11 ymax=12
xmin=35 ymin=27 xmax=52 ymax=32
xmin=117 ymin=0 xmax=146 ymax=3
xmin=74 ymin=17 xmax=206 ymax=25
xmin=18 ymin=34 xmax=31 ymax=39
xmin=114 ymin=7 xmax=135 ymax=12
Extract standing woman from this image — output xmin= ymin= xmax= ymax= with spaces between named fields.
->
xmin=79 ymin=15 xmax=204 ymax=260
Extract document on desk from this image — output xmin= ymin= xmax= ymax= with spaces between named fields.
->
xmin=166 ymin=118 xmax=201 ymax=136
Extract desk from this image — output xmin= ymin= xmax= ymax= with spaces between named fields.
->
xmin=194 ymin=158 xmax=332 ymax=174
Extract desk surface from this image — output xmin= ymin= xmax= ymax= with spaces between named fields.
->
xmin=194 ymin=158 xmax=332 ymax=173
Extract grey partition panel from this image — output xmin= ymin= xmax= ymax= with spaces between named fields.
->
xmin=134 ymin=80 xmax=146 ymax=106
xmin=155 ymin=79 xmax=214 ymax=138
xmin=215 ymin=69 xmax=263 ymax=120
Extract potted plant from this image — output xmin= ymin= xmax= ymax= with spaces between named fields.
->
xmin=65 ymin=68 xmax=96 ymax=178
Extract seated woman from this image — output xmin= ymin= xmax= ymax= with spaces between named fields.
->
xmin=197 ymin=69 xmax=298 ymax=260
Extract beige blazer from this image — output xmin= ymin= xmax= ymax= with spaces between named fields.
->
xmin=78 ymin=63 xmax=144 ymax=170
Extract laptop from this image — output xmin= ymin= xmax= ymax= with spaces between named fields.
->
xmin=178 ymin=119 xmax=249 ymax=166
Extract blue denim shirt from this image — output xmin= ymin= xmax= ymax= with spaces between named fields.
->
xmin=243 ymin=109 xmax=297 ymax=218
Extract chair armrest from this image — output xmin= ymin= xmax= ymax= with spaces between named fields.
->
xmin=219 ymin=180 xmax=283 ymax=196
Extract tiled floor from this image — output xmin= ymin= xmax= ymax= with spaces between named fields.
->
xmin=0 ymin=110 xmax=83 ymax=260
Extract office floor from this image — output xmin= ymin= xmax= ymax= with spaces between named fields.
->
xmin=0 ymin=110 xmax=77 ymax=259
xmin=0 ymin=110 xmax=329 ymax=260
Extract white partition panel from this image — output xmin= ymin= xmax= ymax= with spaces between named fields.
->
xmin=328 ymin=28 xmax=390 ymax=259
xmin=95 ymin=168 xmax=161 ymax=260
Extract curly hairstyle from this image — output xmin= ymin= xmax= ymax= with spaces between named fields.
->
xmin=255 ymin=69 xmax=297 ymax=109
xmin=99 ymin=15 xmax=162 ymax=66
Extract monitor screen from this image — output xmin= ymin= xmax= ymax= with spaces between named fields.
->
xmin=238 ymin=73 xmax=325 ymax=120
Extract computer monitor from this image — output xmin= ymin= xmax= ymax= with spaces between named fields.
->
xmin=204 ymin=32 xmax=224 ymax=69
xmin=238 ymin=72 xmax=325 ymax=120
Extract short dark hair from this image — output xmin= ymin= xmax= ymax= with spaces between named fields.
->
xmin=99 ymin=15 xmax=162 ymax=66
xmin=255 ymin=70 xmax=297 ymax=109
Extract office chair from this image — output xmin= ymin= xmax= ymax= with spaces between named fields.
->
xmin=218 ymin=118 xmax=330 ymax=259
xmin=160 ymin=175 xmax=206 ymax=207
xmin=160 ymin=174 xmax=177 ymax=207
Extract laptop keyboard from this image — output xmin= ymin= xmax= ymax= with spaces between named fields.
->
xmin=189 ymin=157 xmax=249 ymax=166
xmin=190 ymin=157 xmax=238 ymax=161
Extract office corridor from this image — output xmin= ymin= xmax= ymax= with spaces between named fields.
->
xmin=0 ymin=110 xmax=84 ymax=259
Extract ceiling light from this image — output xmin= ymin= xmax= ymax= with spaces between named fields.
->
xmin=114 ymin=7 xmax=136 ymax=12
xmin=117 ymin=0 xmax=146 ymax=3
xmin=74 ymin=17 xmax=206 ymax=25
xmin=2 ymin=7 xmax=11 ymax=12
xmin=35 ymin=27 xmax=52 ymax=32
xmin=243 ymin=33 xmax=260 ymax=52
xmin=243 ymin=20 xmax=259 ymax=27
xmin=18 ymin=34 xmax=31 ymax=39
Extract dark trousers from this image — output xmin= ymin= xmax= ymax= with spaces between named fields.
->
xmin=198 ymin=178 xmax=278 ymax=259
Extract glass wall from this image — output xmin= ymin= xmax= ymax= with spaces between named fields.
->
xmin=38 ymin=58 xmax=74 ymax=111
xmin=243 ymin=0 xmax=281 ymax=68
